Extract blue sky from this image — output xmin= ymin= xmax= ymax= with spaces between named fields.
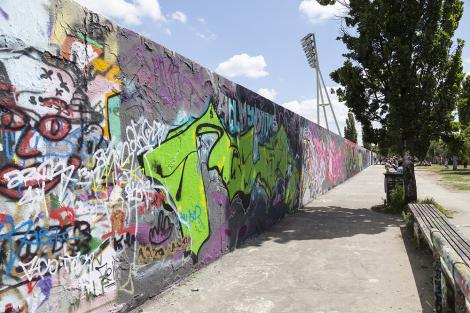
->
xmin=77 ymin=0 xmax=470 ymax=143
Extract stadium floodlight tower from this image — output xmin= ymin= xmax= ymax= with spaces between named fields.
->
xmin=301 ymin=33 xmax=342 ymax=136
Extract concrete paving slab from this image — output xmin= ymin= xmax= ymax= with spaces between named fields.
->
xmin=132 ymin=166 xmax=433 ymax=313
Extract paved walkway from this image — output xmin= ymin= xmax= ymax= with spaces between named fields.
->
xmin=133 ymin=166 xmax=433 ymax=313
xmin=415 ymin=168 xmax=470 ymax=238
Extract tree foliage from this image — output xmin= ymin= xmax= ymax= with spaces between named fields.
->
xmin=442 ymin=122 xmax=466 ymax=158
xmin=344 ymin=112 xmax=358 ymax=143
xmin=458 ymin=75 xmax=470 ymax=128
xmin=428 ymin=123 xmax=470 ymax=164
xmin=462 ymin=126 xmax=470 ymax=161
xmin=450 ymin=75 xmax=470 ymax=163
xmin=319 ymin=0 xmax=465 ymax=158
xmin=427 ymin=139 xmax=446 ymax=160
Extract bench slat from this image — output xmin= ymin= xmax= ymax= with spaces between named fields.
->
xmin=410 ymin=204 xmax=439 ymax=244
xmin=408 ymin=203 xmax=470 ymax=310
xmin=419 ymin=204 xmax=470 ymax=263
xmin=416 ymin=203 xmax=470 ymax=256
xmin=409 ymin=205 xmax=434 ymax=246
xmin=409 ymin=203 xmax=470 ymax=266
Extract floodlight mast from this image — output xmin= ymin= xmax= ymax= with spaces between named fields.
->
xmin=301 ymin=33 xmax=342 ymax=137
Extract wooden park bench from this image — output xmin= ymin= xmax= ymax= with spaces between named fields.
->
xmin=408 ymin=203 xmax=470 ymax=313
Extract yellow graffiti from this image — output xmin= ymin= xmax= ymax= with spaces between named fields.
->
xmin=137 ymin=237 xmax=191 ymax=265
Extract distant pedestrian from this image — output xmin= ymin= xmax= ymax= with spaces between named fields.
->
xmin=464 ymin=160 xmax=468 ymax=169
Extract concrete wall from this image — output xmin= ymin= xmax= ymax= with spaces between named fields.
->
xmin=0 ymin=0 xmax=372 ymax=311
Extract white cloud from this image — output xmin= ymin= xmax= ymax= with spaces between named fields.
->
xmin=75 ymin=0 xmax=165 ymax=25
xmin=171 ymin=11 xmax=187 ymax=23
xmin=281 ymin=88 xmax=363 ymax=145
xmin=464 ymin=58 xmax=470 ymax=73
xmin=258 ymin=88 xmax=278 ymax=101
xmin=164 ymin=28 xmax=172 ymax=36
xmin=281 ymin=99 xmax=317 ymax=122
xmin=197 ymin=17 xmax=206 ymax=24
xmin=299 ymin=0 xmax=347 ymax=24
xmin=196 ymin=31 xmax=217 ymax=41
xmin=216 ymin=54 xmax=269 ymax=79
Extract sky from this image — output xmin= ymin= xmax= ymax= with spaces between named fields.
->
xmin=76 ymin=0 xmax=470 ymax=145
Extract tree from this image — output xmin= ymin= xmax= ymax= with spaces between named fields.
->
xmin=344 ymin=112 xmax=358 ymax=143
xmin=462 ymin=125 xmax=470 ymax=163
xmin=458 ymin=75 xmax=470 ymax=128
xmin=449 ymin=76 xmax=470 ymax=168
xmin=316 ymin=0 xmax=349 ymax=6
xmin=442 ymin=122 xmax=465 ymax=170
xmin=427 ymin=139 xmax=446 ymax=162
xmin=318 ymin=0 xmax=465 ymax=158
xmin=362 ymin=127 xmax=371 ymax=150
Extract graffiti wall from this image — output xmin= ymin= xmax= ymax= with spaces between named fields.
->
xmin=0 ymin=0 xmax=371 ymax=312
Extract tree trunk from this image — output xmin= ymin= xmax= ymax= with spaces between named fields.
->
xmin=453 ymin=156 xmax=458 ymax=171
xmin=403 ymin=152 xmax=417 ymax=203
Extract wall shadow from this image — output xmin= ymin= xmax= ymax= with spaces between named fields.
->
xmin=238 ymin=206 xmax=403 ymax=247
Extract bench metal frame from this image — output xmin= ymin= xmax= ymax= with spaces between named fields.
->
xmin=408 ymin=203 xmax=470 ymax=313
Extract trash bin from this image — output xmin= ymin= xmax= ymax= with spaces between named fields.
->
xmin=384 ymin=172 xmax=404 ymax=204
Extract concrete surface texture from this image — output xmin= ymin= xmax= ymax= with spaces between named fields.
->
xmin=415 ymin=169 xmax=470 ymax=239
xmin=0 ymin=0 xmax=372 ymax=312
xmin=133 ymin=165 xmax=434 ymax=313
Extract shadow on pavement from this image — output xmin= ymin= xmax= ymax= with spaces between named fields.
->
xmin=239 ymin=206 xmax=403 ymax=245
xmin=236 ymin=205 xmax=435 ymax=313
xmin=400 ymin=226 xmax=434 ymax=313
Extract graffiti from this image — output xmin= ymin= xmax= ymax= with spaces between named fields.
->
xmin=137 ymin=237 xmax=190 ymax=265
xmin=299 ymin=124 xmax=370 ymax=205
xmin=0 ymin=0 xmax=371 ymax=312
xmin=18 ymin=252 xmax=94 ymax=282
xmin=0 ymin=215 xmax=92 ymax=277
xmin=217 ymin=95 xmax=275 ymax=141
xmin=1 ymin=159 xmax=75 ymax=202
xmin=144 ymin=100 xmax=298 ymax=256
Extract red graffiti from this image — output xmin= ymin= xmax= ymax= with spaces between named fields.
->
xmin=102 ymin=210 xmax=136 ymax=239
xmin=50 ymin=207 xmax=76 ymax=226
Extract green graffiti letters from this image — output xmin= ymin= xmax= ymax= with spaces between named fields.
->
xmin=144 ymin=100 xmax=298 ymax=256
